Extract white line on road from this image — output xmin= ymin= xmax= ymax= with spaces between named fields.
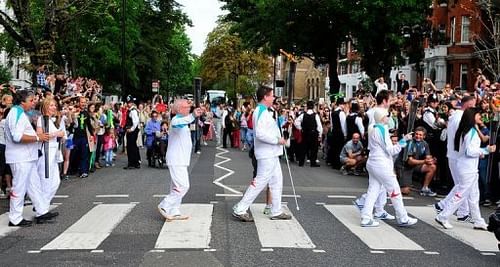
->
xmin=155 ymin=204 xmax=213 ymax=249
xmin=481 ymin=252 xmax=496 ymax=256
xmin=213 ymin=147 xmax=242 ymax=195
xmin=95 ymin=194 xmax=129 ymax=198
xmin=149 ymin=249 xmax=165 ymax=253
xmin=406 ymin=206 xmax=499 ymax=252
xmin=41 ymin=203 xmax=136 ymax=250
xmin=424 ymin=251 xmax=440 ymax=255
xmin=260 ymin=248 xmax=274 ymax=252
xmin=54 ymin=195 xmax=69 ymax=198
xmin=27 ymin=250 xmax=41 ymax=254
xmin=215 ymin=193 xmax=242 ymax=197
xmin=370 ymin=250 xmax=385 ymax=254
xmin=153 ymin=195 xmax=167 ymax=198
xmin=204 ymin=248 xmax=217 ymax=252
xmin=324 ymin=205 xmax=424 ymax=251
xmin=209 ymin=201 xmax=218 ymax=204
xmin=0 ymin=204 xmax=59 ymax=238
xmin=250 ymin=204 xmax=315 ymax=249
xmin=315 ymin=202 xmax=326 ymax=206
xmin=90 ymin=250 xmax=104 ymax=253
xmin=327 ymin=195 xmax=357 ymax=199
xmin=313 ymin=249 xmax=326 ymax=253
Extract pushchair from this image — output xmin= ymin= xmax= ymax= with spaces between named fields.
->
xmin=147 ymin=132 xmax=167 ymax=168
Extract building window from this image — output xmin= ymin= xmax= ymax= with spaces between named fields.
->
xmin=460 ymin=64 xmax=468 ymax=91
xmin=340 ymin=42 xmax=347 ymax=56
xmin=461 ymin=16 xmax=470 ymax=43
xmin=450 ymin=17 xmax=456 ymax=44
xmin=340 ymin=83 xmax=347 ymax=97
xmin=340 ymin=64 xmax=347 ymax=75
xmin=352 ymin=61 xmax=359 ymax=73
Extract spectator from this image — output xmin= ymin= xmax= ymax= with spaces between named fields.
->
xmin=405 ymin=127 xmax=437 ymax=197
xmin=339 ymin=133 xmax=366 ymax=175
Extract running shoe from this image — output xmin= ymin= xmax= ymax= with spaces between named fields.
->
xmin=457 ymin=215 xmax=474 ymax=223
xmin=433 ymin=203 xmax=443 ymax=214
xmin=361 ymin=218 xmax=379 ymax=227
xmin=435 ymin=216 xmax=453 ymax=229
xmin=263 ymin=206 xmax=271 ymax=215
xmin=270 ymin=213 xmax=292 ymax=220
xmin=473 ymin=222 xmax=488 ymax=231
xmin=482 ymin=199 xmax=492 ymax=207
xmin=398 ymin=217 xmax=418 ymax=227
xmin=352 ymin=199 xmax=364 ymax=212
xmin=232 ymin=212 xmax=254 ymax=222
xmin=420 ymin=188 xmax=437 ymax=197
xmin=374 ymin=212 xmax=395 ymax=220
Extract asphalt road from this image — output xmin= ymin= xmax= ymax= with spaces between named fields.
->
xmin=0 ymin=143 xmax=498 ymax=267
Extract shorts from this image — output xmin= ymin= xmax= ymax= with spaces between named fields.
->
xmin=340 ymin=157 xmax=348 ymax=165
xmin=65 ymin=138 xmax=74 ymax=149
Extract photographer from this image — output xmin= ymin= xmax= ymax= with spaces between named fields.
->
xmin=422 ymin=78 xmax=437 ymax=94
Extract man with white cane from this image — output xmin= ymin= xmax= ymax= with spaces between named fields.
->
xmin=232 ymin=87 xmax=292 ymax=222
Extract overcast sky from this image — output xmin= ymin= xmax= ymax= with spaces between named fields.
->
xmin=177 ymin=0 xmax=226 ymax=56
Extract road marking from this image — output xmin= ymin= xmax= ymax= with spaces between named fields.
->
xmin=204 ymin=248 xmax=217 ymax=252
xmin=424 ymin=251 xmax=440 ymax=255
xmin=406 ymin=206 xmax=500 ymax=252
xmin=90 ymin=250 xmax=104 ymax=253
xmin=213 ymin=147 xmax=241 ymax=195
xmin=153 ymin=195 xmax=167 ymax=198
xmin=260 ymin=248 xmax=274 ymax=252
xmin=315 ymin=202 xmax=326 ymax=206
xmin=324 ymin=205 xmax=424 ymax=251
xmin=250 ymin=204 xmax=315 ymax=249
xmin=155 ymin=204 xmax=213 ymax=249
xmin=481 ymin=252 xmax=496 ymax=256
xmin=27 ymin=250 xmax=41 ymax=254
xmin=327 ymin=195 xmax=357 ymax=199
xmin=54 ymin=195 xmax=69 ymax=199
xmin=387 ymin=196 xmax=414 ymax=200
xmin=95 ymin=194 xmax=129 ymax=198
xmin=313 ymin=249 xmax=326 ymax=253
xmin=370 ymin=250 xmax=385 ymax=254
xmin=41 ymin=203 xmax=136 ymax=250
xmin=209 ymin=201 xmax=218 ymax=204
xmin=215 ymin=193 xmax=242 ymax=197
xmin=0 ymin=204 xmax=59 ymax=238
xmin=150 ymin=249 xmax=165 ymax=253
xmin=282 ymin=194 xmax=301 ymax=198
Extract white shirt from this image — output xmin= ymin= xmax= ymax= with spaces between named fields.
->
xmin=457 ymin=128 xmax=483 ymax=174
xmin=166 ymin=114 xmax=195 ymax=166
xmin=5 ymin=106 xmax=39 ymax=163
xmin=375 ymin=80 xmax=388 ymax=95
xmin=129 ymin=108 xmax=139 ymax=131
xmin=333 ymin=107 xmax=347 ymax=137
xmin=253 ymin=104 xmax=283 ymax=160
xmin=294 ymin=109 xmax=323 ymax=133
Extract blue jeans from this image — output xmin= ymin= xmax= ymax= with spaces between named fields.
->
xmin=240 ymin=127 xmax=248 ymax=146
xmin=72 ymin=136 xmax=89 ymax=174
xmin=478 ymin=156 xmax=490 ymax=201
xmin=105 ymin=149 xmax=113 ymax=165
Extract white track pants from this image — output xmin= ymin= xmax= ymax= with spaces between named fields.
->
xmin=9 ymin=161 xmax=49 ymax=224
xmin=437 ymin=172 xmax=484 ymax=224
xmin=357 ymin=187 xmax=387 ymax=215
xmin=214 ymin=118 xmax=222 ymax=145
xmin=234 ymin=157 xmax=284 ymax=216
xmin=37 ymin=148 xmax=61 ymax=205
xmin=361 ymin=160 xmax=408 ymax=221
xmin=439 ymin=159 xmax=469 ymax=217
xmin=159 ymin=166 xmax=190 ymax=216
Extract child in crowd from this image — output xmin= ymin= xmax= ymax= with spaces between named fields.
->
xmin=103 ymin=127 xmax=116 ymax=167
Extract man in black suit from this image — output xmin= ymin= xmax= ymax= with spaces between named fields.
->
xmin=396 ymin=72 xmax=410 ymax=95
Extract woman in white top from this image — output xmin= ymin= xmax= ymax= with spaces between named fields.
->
xmin=36 ymin=97 xmax=66 ymax=206
xmin=435 ymin=108 xmax=496 ymax=230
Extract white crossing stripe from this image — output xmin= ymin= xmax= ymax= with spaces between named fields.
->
xmin=324 ymin=205 xmax=424 ymax=251
xmin=155 ymin=204 xmax=213 ymax=249
xmin=0 ymin=204 xmax=59 ymax=238
xmin=250 ymin=204 xmax=315 ymax=248
xmin=41 ymin=203 xmax=136 ymax=250
xmin=95 ymin=194 xmax=129 ymax=198
xmin=406 ymin=206 xmax=500 ymax=252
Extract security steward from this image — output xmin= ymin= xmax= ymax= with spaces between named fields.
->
xmin=124 ymin=95 xmax=141 ymax=169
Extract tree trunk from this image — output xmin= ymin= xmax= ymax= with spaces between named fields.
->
xmin=328 ymin=56 xmax=340 ymax=102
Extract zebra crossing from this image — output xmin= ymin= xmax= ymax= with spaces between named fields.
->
xmin=0 ymin=202 xmax=498 ymax=254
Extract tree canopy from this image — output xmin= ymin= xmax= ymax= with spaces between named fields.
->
xmin=0 ymin=0 xmax=195 ymax=98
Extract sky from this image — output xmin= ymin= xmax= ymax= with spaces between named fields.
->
xmin=177 ymin=0 xmax=227 ymax=56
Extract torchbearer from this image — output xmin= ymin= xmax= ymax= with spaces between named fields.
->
xmin=158 ymin=99 xmax=201 ymax=221
xmin=5 ymin=90 xmax=58 ymax=227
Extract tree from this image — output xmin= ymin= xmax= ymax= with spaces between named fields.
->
xmin=222 ymin=0 xmax=349 ymax=100
xmin=0 ymin=0 xmax=103 ymax=81
xmin=200 ymin=21 xmax=270 ymax=97
xmin=468 ymin=0 xmax=500 ymax=81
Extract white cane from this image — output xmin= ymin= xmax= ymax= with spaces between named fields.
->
xmin=282 ymin=141 xmax=300 ymax=211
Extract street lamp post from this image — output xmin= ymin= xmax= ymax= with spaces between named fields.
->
xmin=121 ymin=0 xmax=126 ymax=95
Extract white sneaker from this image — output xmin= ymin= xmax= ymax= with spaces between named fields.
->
xmin=306 ymin=159 xmax=310 ymax=163
xmin=196 ymin=151 xmax=201 ymax=154
xmin=473 ymin=222 xmax=488 ymax=231
xmin=203 ymin=141 xmax=208 ymax=146
xmin=361 ymin=218 xmax=380 ymax=227
xmin=398 ymin=217 xmax=418 ymax=227
xmin=435 ymin=216 xmax=453 ymax=229
xmin=374 ymin=212 xmax=395 ymax=220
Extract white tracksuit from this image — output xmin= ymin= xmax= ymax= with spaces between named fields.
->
xmin=361 ymin=124 xmax=410 ymax=222
xmin=234 ymin=103 xmax=285 ymax=217
xmin=36 ymin=117 xmax=65 ymax=206
xmin=439 ymin=110 xmax=469 ymax=217
xmin=437 ymin=128 xmax=486 ymax=225
xmin=5 ymin=106 xmax=49 ymax=224
xmin=158 ymin=114 xmax=195 ymax=216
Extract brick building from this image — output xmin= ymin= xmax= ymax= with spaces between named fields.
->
xmin=424 ymin=0 xmax=485 ymax=91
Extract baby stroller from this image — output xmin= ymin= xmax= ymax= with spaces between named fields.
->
xmin=147 ymin=131 xmax=167 ymax=168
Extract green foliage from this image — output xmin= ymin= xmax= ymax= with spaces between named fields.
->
xmin=200 ymin=21 xmax=270 ymax=97
xmin=0 ymin=64 xmax=12 ymax=84
xmin=0 ymin=0 xmax=195 ymax=99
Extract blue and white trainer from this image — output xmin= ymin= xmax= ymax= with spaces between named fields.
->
xmin=374 ymin=212 xmax=395 ymax=220
xmin=397 ymin=217 xmax=418 ymax=227
xmin=361 ymin=218 xmax=380 ymax=227
xmin=352 ymin=199 xmax=364 ymax=212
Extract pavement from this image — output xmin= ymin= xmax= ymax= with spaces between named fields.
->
xmin=0 ymin=143 xmax=498 ymax=266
